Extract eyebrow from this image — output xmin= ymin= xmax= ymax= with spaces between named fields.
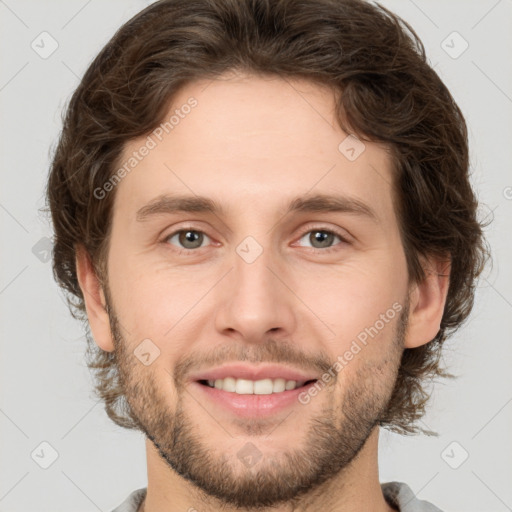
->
xmin=135 ymin=193 xmax=378 ymax=223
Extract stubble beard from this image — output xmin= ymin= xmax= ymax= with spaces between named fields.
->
xmin=106 ymin=293 xmax=408 ymax=509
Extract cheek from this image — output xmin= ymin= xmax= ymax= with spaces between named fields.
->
xmin=108 ymin=257 xmax=213 ymax=354
xmin=302 ymin=261 xmax=406 ymax=358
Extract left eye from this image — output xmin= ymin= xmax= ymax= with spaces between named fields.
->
xmin=165 ymin=229 xmax=211 ymax=250
xmin=296 ymin=229 xmax=344 ymax=250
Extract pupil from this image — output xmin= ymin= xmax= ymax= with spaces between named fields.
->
xmin=181 ymin=230 xmax=201 ymax=248
xmin=312 ymin=231 xmax=332 ymax=248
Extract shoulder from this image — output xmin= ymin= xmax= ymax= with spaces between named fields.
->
xmin=110 ymin=487 xmax=147 ymax=512
xmin=381 ymin=481 xmax=444 ymax=512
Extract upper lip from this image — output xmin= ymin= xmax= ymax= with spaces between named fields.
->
xmin=190 ymin=363 xmax=318 ymax=383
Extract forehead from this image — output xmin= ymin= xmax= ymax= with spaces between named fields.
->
xmin=113 ymin=72 xmax=395 ymax=225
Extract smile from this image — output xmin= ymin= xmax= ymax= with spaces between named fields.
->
xmin=199 ymin=377 xmax=315 ymax=394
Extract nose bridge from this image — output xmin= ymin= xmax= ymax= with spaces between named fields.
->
xmin=215 ymin=235 xmax=296 ymax=340
xmin=235 ymin=238 xmax=278 ymax=304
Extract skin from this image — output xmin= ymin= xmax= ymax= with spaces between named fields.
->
xmin=76 ymin=71 xmax=450 ymax=512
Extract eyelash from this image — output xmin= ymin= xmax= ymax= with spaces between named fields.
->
xmin=161 ymin=225 xmax=350 ymax=255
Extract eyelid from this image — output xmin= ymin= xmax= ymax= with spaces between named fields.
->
xmin=299 ymin=223 xmax=350 ymax=239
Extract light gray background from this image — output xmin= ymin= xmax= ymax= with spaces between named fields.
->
xmin=1 ymin=0 xmax=511 ymax=511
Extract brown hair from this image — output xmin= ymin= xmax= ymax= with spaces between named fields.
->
xmin=45 ymin=0 xmax=490 ymax=435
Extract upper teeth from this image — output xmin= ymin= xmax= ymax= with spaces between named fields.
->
xmin=207 ymin=378 xmax=305 ymax=394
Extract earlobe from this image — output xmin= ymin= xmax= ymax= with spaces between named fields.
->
xmin=404 ymin=256 xmax=451 ymax=349
xmin=75 ymin=244 xmax=115 ymax=352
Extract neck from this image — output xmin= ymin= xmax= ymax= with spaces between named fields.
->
xmin=140 ymin=427 xmax=395 ymax=512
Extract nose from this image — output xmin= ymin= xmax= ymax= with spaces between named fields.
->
xmin=214 ymin=243 xmax=297 ymax=344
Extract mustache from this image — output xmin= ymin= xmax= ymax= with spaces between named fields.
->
xmin=173 ymin=338 xmax=334 ymax=387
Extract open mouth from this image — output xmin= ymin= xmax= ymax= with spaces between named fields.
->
xmin=198 ymin=377 xmax=317 ymax=395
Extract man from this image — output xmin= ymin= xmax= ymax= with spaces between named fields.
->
xmin=46 ymin=0 xmax=488 ymax=511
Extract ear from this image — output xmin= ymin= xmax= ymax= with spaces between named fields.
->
xmin=404 ymin=255 xmax=451 ymax=349
xmin=75 ymin=244 xmax=115 ymax=352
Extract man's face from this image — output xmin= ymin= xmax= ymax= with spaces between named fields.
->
xmin=103 ymin=72 xmax=411 ymax=507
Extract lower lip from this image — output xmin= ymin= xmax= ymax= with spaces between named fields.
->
xmin=191 ymin=381 xmax=317 ymax=418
